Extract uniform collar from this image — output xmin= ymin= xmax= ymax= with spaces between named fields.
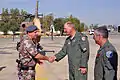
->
xmin=71 ymin=31 xmax=79 ymax=39
xmin=98 ymin=40 xmax=110 ymax=52
xmin=26 ymin=35 xmax=37 ymax=45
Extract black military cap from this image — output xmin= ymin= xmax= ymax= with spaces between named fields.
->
xmin=26 ymin=25 xmax=38 ymax=33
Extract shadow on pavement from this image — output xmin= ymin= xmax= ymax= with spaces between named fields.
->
xmin=0 ymin=47 xmax=15 ymax=50
xmin=0 ymin=51 xmax=12 ymax=54
xmin=0 ymin=66 xmax=6 ymax=71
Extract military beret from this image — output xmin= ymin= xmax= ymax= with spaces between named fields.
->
xmin=26 ymin=25 xmax=38 ymax=33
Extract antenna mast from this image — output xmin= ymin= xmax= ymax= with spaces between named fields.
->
xmin=35 ymin=0 xmax=39 ymax=18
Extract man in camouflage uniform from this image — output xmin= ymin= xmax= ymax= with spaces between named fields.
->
xmin=49 ymin=21 xmax=89 ymax=80
xmin=17 ymin=25 xmax=50 ymax=80
xmin=93 ymin=27 xmax=118 ymax=80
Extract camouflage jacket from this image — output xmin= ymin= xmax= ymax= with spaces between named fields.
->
xmin=18 ymin=36 xmax=38 ymax=67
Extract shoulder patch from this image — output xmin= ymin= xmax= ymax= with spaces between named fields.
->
xmin=82 ymin=37 xmax=86 ymax=41
xmin=106 ymin=51 xmax=113 ymax=58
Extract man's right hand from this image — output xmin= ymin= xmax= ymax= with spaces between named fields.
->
xmin=48 ymin=56 xmax=56 ymax=63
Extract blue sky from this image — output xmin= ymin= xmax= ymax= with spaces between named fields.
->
xmin=0 ymin=0 xmax=120 ymax=26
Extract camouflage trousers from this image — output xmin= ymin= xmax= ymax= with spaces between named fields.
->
xmin=18 ymin=70 xmax=35 ymax=80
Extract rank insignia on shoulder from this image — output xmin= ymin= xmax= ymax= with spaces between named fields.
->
xmin=106 ymin=51 xmax=113 ymax=58
xmin=82 ymin=37 xmax=86 ymax=41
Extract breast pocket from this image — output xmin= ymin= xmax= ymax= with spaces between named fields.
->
xmin=104 ymin=61 xmax=113 ymax=70
xmin=72 ymin=41 xmax=82 ymax=52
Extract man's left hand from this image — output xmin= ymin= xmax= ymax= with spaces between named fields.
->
xmin=37 ymin=60 xmax=43 ymax=65
xmin=78 ymin=67 xmax=87 ymax=74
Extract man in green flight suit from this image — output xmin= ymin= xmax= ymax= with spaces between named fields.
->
xmin=93 ymin=26 xmax=118 ymax=80
xmin=49 ymin=21 xmax=89 ymax=80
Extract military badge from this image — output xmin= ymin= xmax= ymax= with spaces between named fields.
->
xmin=96 ymin=53 xmax=100 ymax=57
xmin=82 ymin=37 xmax=86 ymax=41
xmin=106 ymin=51 xmax=113 ymax=58
xmin=83 ymin=48 xmax=87 ymax=51
xmin=73 ymin=39 xmax=76 ymax=42
xmin=68 ymin=42 xmax=71 ymax=44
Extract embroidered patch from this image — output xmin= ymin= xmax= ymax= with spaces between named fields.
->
xmin=106 ymin=51 xmax=113 ymax=58
xmin=83 ymin=48 xmax=87 ymax=51
xmin=82 ymin=37 xmax=86 ymax=41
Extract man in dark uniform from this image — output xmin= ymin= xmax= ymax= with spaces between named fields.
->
xmin=17 ymin=25 xmax=50 ymax=80
xmin=93 ymin=26 xmax=118 ymax=80
xmin=49 ymin=21 xmax=89 ymax=80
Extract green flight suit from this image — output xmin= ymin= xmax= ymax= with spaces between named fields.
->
xmin=55 ymin=31 xmax=89 ymax=80
xmin=94 ymin=40 xmax=118 ymax=80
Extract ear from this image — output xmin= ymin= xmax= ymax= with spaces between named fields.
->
xmin=28 ymin=32 xmax=31 ymax=36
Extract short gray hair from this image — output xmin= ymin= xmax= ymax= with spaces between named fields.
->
xmin=65 ymin=21 xmax=75 ymax=28
xmin=94 ymin=26 xmax=109 ymax=38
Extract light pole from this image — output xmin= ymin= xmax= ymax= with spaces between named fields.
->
xmin=50 ymin=24 xmax=54 ymax=40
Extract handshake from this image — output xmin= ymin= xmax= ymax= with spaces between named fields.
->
xmin=37 ymin=56 xmax=56 ymax=65
xmin=47 ymin=56 xmax=57 ymax=63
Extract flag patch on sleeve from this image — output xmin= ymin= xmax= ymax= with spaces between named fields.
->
xmin=106 ymin=51 xmax=113 ymax=58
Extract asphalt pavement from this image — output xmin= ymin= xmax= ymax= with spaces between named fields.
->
xmin=0 ymin=35 xmax=119 ymax=80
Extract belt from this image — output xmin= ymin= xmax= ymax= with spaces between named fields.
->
xmin=28 ymin=66 xmax=35 ymax=70
xmin=21 ymin=66 xmax=35 ymax=70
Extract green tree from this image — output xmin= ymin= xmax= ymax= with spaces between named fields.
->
xmin=9 ymin=20 xmax=19 ymax=32
xmin=42 ymin=13 xmax=54 ymax=32
xmin=65 ymin=15 xmax=81 ymax=32
xmin=0 ymin=8 xmax=10 ymax=34
xmin=9 ymin=8 xmax=27 ymax=41
xmin=9 ymin=8 xmax=28 ymax=32
xmin=53 ymin=18 xmax=65 ymax=35
xmin=10 ymin=8 xmax=20 ymax=20
xmin=9 ymin=20 xmax=19 ymax=41
xmin=0 ymin=8 xmax=28 ymax=35
xmin=21 ymin=9 xmax=28 ymax=15
xmin=0 ymin=22 xmax=10 ymax=35
xmin=19 ymin=9 xmax=27 ymax=22
xmin=80 ymin=23 xmax=85 ymax=32
xmin=1 ymin=8 xmax=9 ymax=23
